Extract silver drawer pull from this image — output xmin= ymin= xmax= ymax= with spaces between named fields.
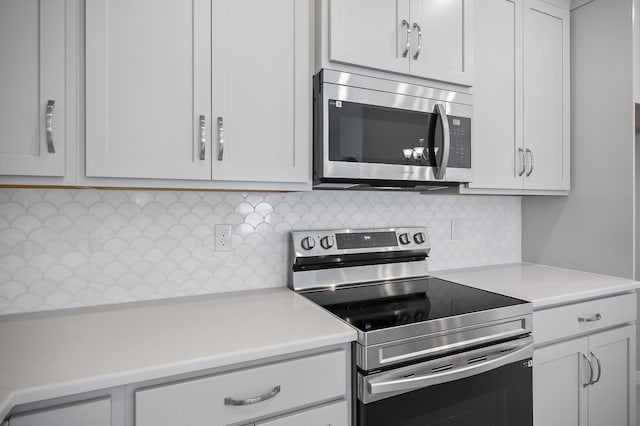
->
xmin=224 ymin=385 xmax=280 ymax=406
xmin=412 ymin=22 xmax=422 ymax=60
xmin=578 ymin=313 xmax=602 ymax=322
xmin=46 ymin=100 xmax=56 ymax=153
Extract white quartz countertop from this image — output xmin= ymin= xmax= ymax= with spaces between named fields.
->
xmin=433 ymin=262 xmax=640 ymax=309
xmin=0 ymin=288 xmax=356 ymax=421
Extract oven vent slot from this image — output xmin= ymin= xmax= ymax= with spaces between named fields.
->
xmin=431 ymin=364 xmax=453 ymax=373
xmin=467 ymin=355 xmax=488 ymax=365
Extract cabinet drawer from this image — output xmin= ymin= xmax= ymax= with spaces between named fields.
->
xmin=533 ymin=293 xmax=636 ymax=345
xmin=255 ymin=400 xmax=348 ymax=426
xmin=135 ymin=350 xmax=346 ymax=426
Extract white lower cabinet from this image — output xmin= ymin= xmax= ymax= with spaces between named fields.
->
xmin=533 ymin=293 xmax=636 ymax=426
xmin=254 ymin=400 xmax=348 ymax=426
xmin=135 ymin=350 xmax=348 ymax=426
xmin=8 ymin=398 xmax=111 ymax=426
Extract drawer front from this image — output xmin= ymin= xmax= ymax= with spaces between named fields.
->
xmin=135 ymin=350 xmax=346 ymax=426
xmin=533 ymin=293 xmax=636 ymax=346
xmin=255 ymin=400 xmax=348 ymax=426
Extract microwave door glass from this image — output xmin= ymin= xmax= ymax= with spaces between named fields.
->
xmin=328 ymin=100 xmax=434 ymax=166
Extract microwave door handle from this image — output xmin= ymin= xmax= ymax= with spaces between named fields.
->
xmin=434 ymin=103 xmax=450 ymax=180
xmin=368 ymin=342 xmax=533 ymax=396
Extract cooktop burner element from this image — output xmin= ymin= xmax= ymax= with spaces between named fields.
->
xmin=288 ymin=227 xmax=532 ymax=371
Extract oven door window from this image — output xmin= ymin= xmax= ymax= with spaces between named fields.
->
xmin=328 ymin=100 xmax=436 ymax=166
xmin=357 ymin=358 xmax=532 ymax=426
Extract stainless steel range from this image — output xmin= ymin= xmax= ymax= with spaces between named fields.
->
xmin=289 ymin=227 xmax=533 ymax=426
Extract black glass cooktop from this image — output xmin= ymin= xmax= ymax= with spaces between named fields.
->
xmin=301 ymin=277 xmax=527 ymax=332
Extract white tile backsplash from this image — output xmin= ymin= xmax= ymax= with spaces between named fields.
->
xmin=0 ymin=189 xmax=521 ymax=314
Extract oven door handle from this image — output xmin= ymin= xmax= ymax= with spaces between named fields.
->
xmin=368 ymin=342 xmax=533 ymax=396
xmin=433 ymin=103 xmax=450 ymax=180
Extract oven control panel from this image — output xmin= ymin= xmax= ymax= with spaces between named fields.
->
xmin=291 ymin=227 xmax=430 ymax=257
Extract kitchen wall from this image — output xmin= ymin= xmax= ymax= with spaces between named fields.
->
xmin=0 ymin=189 xmax=521 ymax=315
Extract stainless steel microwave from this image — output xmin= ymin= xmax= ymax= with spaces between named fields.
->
xmin=313 ymin=70 xmax=472 ymax=190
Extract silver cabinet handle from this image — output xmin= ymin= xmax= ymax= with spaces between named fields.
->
xmin=525 ymin=148 xmax=534 ymax=176
xmin=583 ymin=353 xmax=594 ymax=387
xmin=224 ymin=385 xmax=280 ymax=406
xmin=401 ymin=20 xmax=411 ymax=58
xmin=412 ymin=23 xmax=422 ymax=60
xmin=578 ymin=313 xmax=602 ymax=322
xmin=590 ymin=351 xmax=602 ymax=385
xmin=199 ymin=115 xmax=206 ymax=160
xmin=518 ymin=148 xmax=526 ymax=176
xmin=217 ymin=116 xmax=224 ymax=161
xmin=434 ymin=103 xmax=450 ymax=180
xmin=46 ymin=100 xmax=56 ymax=153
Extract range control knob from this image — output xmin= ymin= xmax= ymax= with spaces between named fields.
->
xmin=301 ymin=236 xmax=316 ymax=251
xmin=398 ymin=233 xmax=411 ymax=245
xmin=413 ymin=232 xmax=426 ymax=245
xmin=320 ymin=236 xmax=335 ymax=249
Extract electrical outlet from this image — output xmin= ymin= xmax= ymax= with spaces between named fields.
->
xmin=451 ymin=219 xmax=464 ymax=240
xmin=215 ymin=224 xmax=232 ymax=252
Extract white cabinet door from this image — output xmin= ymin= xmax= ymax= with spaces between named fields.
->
xmin=9 ymin=398 xmax=111 ymax=426
xmin=408 ymin=0 xmax=473 ymax=85
xmin=211 ymin=0 xmax=310 ymax=183
xmin=523 ymin=0 xmax=569 ymax=190
xmin=0 ymin=0 xmax=65 ymax=177
xmin=533 ymin=338 xmax=589 ymax=426
xmin=467 ymin=0 xmax=522 ymax=190
xmin=587 ymin=326 xmax=634 ymax=426
xmin=85 ymin=0 xmax=211 ymax=180
xmin=255 ymin=401 xmax=348 ymax=426
xmin=328 ymin=0 xmax=409 ymax=75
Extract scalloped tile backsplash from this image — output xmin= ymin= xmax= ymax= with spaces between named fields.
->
xmin=0 ymin=189 xmax=521 ymax=315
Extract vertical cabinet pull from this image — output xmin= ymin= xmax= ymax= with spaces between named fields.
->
xmin=590 ymin=351 xmax=602 ymax=385
xmin=525 ymin=148 xmax=534 ymax=176
xmin=217 ymin=116 xmax=224 ymax=161
xmin=412 ymin=23 xmax=422 ymax=60
xmin=199 ymin=115 xmax=206 ymax=160
xmin=518 ymin=148 xmax=526 ymax=176
xmin=401 ymin=20 xmax=411 ymax=58
xmin=46 ymin=100 xmax=56 ymax=153
xmin=224 ymin=385 xmax=281 ymax=406
xmin=582 ymin=353 xmax=594 ymax=388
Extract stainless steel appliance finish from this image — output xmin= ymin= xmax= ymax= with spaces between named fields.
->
xmin=313 ymin=70 xmax=473 ymax=190
xmin=289 ymin=227 xmax=533 ymax=425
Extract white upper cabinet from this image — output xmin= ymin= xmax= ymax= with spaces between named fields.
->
xmin=465 ymin=0 xmax=569 ymax=194
xmin=523 ymin=0 xmax=569 ymax=191
xmin=327 ymin=0 xmax=473 ymax=86
xmin=468 ymin=0 xmax=523 ymax=190
xmin=211 ymin=0 xmax=310 ymax=183
xmin=85 ymin=0 xmax=212 ymax=180
xmin=0 ymin=0 xmax=66 ymax=177
xmin=85 ymin=0 xmax=309 ymax=187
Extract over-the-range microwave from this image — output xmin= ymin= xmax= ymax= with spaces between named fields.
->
xmin=313 ymin=70 xmax=472 ymax=190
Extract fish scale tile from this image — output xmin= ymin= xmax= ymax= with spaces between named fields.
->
xmin=0 ymin=189 xmax=521 ymax=315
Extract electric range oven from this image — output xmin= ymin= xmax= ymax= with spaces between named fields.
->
xmin=289 ymin=227 xmax=533 ymax=426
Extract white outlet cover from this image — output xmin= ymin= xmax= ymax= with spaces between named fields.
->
xmin=215 ymin=224 xmax=233 ymax=252
xmin=451 ymin=219 xmax=464 ymax=240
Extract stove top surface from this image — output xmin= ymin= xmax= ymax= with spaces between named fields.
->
xmin=300 ymin=277 xmax=528 ymax=333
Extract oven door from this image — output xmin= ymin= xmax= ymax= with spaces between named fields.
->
xmin=357 ymin=337 xmax=533 ymax=426
xmin=315 ymin=81 xmax=472 ymax=185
